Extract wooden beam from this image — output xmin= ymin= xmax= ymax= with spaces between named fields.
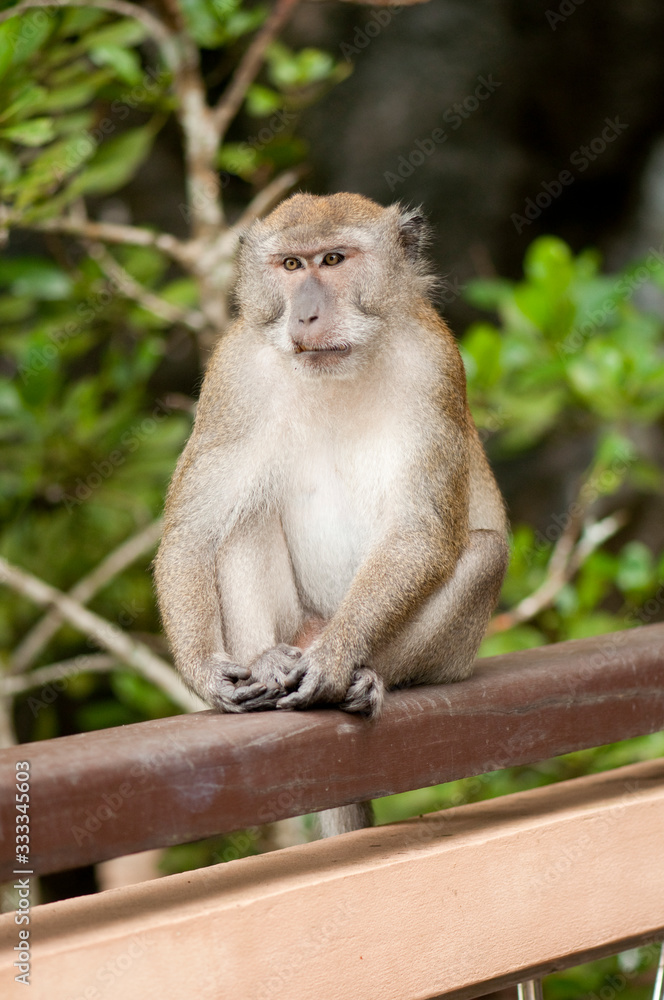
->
xmin=1 ymin=759 xmax=663 ymax=1000
xmin=1 ymin=623 xmax=663 ymax=878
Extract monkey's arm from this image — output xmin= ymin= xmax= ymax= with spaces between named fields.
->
xmin=155 ymin=526 xmax=250 ymax=711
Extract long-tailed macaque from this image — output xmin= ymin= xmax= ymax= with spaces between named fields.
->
xmin=155 ymin=193 xmax=509 ymax=835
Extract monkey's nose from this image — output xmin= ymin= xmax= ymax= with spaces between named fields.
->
xmin=299 ymin=314 xmax=318 ymax=325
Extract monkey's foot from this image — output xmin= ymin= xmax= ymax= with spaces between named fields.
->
xmin=339 ymin=667 xmax=384 ymax=719
xmin=229 ymin=645 xmax=303 ymax=711
xmin=276 ymin=653 xmax=351 ymax=712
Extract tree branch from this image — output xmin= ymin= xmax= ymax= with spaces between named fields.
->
xmin=488 ymin=511 xmax=628 ymax=635
xmin=0 ymin=557 xmax=204 ymax=712
xmin=86 ymin=242 xmax=206 ymax=332
xmin=15 ymin=216 xmax=194 ymax=267
xmin=11 ymin=520 xmax=164 ymax=674
xmin=2 ymin=654 xmax=117 ymax=696
xmin=213 ymin=0 xmax=302 ymax=142
xmin=236 ymin=166 xmax=306 ymax=230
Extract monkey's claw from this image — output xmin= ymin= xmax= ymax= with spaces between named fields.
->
xmin=340 ymin=667 xmax=384 ymax=718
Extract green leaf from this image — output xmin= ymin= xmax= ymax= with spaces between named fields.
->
xmin=58 ymin=8 xmax=108 ymax=36
xmin=39 ymin=70 xmax=113 ymax=113
xmin=111 ymin=671 xmax=175 ymax=717
xmin=159 ymin=277 xmax=199 ymax=309
xmin=0 ymin=85 xmax=48 ymax=124
xmin=90 ymin=44 xmax=142 ymax=85
xmin=616 ymin=541 xmax=655 ymax=594
xmin=464 ymin=278 xmax=512 ymax=311
xmin=0 ymin=146 xmax=19 ymax=183
xmin=53 ymin=110 xmax=96 ymax=136
xmin=0 ymin=22 xmax=16 ymax=82
xmin=295 ymin=48 xmax=336 ymax=85
xmin=69 ymin=123 xmax=157 ymax=198
xmin=564 ymin=613 xmax=625 ymax=640
xmin=479 ymin=625 xmax=547 ymax=657
xmin=78 ymin=19 xmax=147 ymax=51
xmin=179 ymin=0 xmax=225 ymax=46
xmin=524 ymin=236 xmax=574 ymax=291
xmin=245 ymin=84 xmax=283 ymax=118
xmin=460 ymin=323 xmax=502 ymax=386
xmin=0 ymin=380 xmax=22 ymax=416
xmin=0 ymin=117 xmax=55 ymax=146
xmin=265 ymin=43 xmax=308 ymax=89
xmin=217 ymin=142 xmax=259 ymax=179
xmin=594 ymin=430 xmax=636 ymax=469
xmin=5 ymin=133 xmax=95 ymax=210
xmin=223 ymin=6 xmax=268 ymax=39
xmin=0 ymin=256 xmax=73 ymax=300
xmin=3 ymin=11 xmax=54 ymax=64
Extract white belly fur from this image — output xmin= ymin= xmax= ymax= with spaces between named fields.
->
xmin=281 ymin=439 xmax=394 ymax=617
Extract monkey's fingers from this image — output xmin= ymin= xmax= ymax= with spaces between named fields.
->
xmin=220 ymin=663 xmax=251 ymax=682
xmin=281 ymin=660 xmax=307 ymax=689
xmin=231 ymin=683 xmax=285 ymax=711
xmin=339 ymin=668 xmax=384 ymax=719
xmin=231 ymin=682 xmax=268 ymax=703
xmin=276 ymin=669 xmax=324 ymax=710
xmin=210 ymin=679 xmax=258 ymax=714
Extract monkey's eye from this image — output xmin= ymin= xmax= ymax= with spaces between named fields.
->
xmin=283 ymin=257 xmax=302 ymax=271
xmin=322 ymin=252 xmax=344 ymax=266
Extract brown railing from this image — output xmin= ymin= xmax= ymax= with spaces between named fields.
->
xmin=1 ymin=623 xmax=663 ymax=999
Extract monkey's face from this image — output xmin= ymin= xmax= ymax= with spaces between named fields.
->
xmin=273 ymin=239 xmax=390 ymax=377
xmin=234 ymin=193 xmax=434 ymax=379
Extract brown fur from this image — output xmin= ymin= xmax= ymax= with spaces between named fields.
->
xmin=155 ymin=193 xmax=509 ymax=831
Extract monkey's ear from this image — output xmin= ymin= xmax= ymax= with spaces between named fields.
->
xmin=397 ymin=207 xmax=429 ymax=263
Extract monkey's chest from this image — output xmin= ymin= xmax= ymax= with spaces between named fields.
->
xmin=281 ymin=459 xmax=379 ymax=616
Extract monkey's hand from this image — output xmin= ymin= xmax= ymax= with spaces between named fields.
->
xmin=228 ymin=644 xmax=303 ymax=711
xmin=277 ymin=653 xmax=383 ymax=718
xmin=206 ymin=659 xmax=261 ymax=714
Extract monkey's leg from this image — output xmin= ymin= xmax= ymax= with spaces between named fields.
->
xmin=217 ymin=517 xmax=306 ymax=711
xmin=371 ymin=529 xmax=509 ymax=688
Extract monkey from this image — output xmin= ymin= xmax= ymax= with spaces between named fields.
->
xmin=155 ymin=192 xmax=509 ymax=836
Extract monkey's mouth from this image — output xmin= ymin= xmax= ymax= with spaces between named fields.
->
xmin=293 ymin=342 xmax=351 ymax=356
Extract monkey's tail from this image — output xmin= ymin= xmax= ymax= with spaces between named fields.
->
xmin=317 ymin=801 xmax=373 ymax=838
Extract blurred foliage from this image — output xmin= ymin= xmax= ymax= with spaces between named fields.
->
xmin=0 ymin=0 xmax=346 ymax=732
xmin=462 ymin=237 xmax=664 ymax=653
xmin=0 ymin=6 xmax=662 ymax=997
xmin=0 ymin=1 xmax=347 ymax=214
